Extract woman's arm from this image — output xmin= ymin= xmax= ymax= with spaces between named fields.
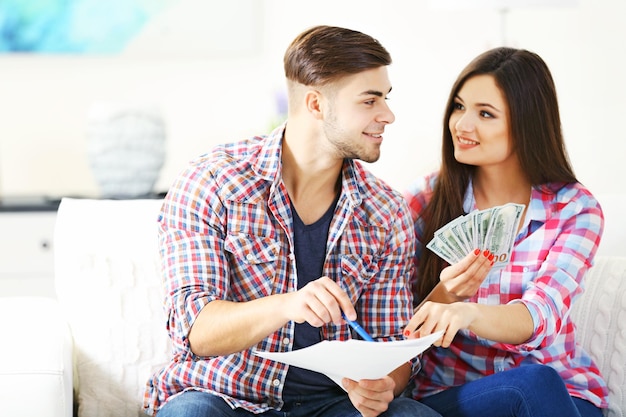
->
xmin=405 ymin=300 xmax=533 ymax=347
xmin=407 ymin=186 xmax=604 ymax=350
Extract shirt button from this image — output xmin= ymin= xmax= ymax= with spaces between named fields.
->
xmin=272 ymin=379 xmax=281 ymax=387
xmin=282 ymin=337 xmax=290 ymax=345
xmin=288 ymin=253 xmax=295 ymax=261
xmin=523 ymin=267 xmax=529 ymax=272
xmin=246 ymin=253 xmax=255 ymax=262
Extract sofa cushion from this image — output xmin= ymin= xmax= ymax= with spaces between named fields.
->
xmin=54 ymin=198 xmax=171 ymax=417
xmin=571 ymin=256 xmax=626 ymax=417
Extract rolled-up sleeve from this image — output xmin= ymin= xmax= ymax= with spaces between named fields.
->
xmin=158 ymin=162 xmax=227 ymax=354
xmin=504 ymin=188 xmax=604 ymax=351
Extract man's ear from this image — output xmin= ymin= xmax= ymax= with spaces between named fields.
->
xmin=304 ymin=89 xmax=324 ymax=120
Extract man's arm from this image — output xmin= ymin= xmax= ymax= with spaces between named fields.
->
xmin=189 ymin=276 xmax=358 ymax=356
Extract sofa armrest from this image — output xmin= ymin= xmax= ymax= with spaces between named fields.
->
xmin=0 ymin=296 xmax=73 ymax=417
xmin=54 ymin=197 xmax=171 ymax=417
xmin=571 ymin=256 xmax=626 ymax=417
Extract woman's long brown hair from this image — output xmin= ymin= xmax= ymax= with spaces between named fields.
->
xmin=415 ymin=47 xmax=578 ymax=300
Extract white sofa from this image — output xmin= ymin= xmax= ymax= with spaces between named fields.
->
xmin=0 ymin=195 xmax=624 ymax=417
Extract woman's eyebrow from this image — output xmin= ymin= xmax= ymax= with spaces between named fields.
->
xmin=476 ymin=102 xmax=502 ymax=113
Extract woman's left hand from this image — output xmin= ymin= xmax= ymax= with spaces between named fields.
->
xmin=404 ymin=301 xmax=478 ymax=348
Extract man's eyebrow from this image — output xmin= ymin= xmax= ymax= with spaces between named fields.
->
xmin=361 ymin=87 xmax=393 ymax=97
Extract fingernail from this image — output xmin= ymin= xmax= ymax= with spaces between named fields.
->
xmin=483 ymin=249 xmax=489 ymax=257
xmin=474 ymin=248 xmax=480 ymax=255
xmin=488 ymin=253 xmax=494 ymax=261
xmin=404 ymin=329 xmax=411 ymax=337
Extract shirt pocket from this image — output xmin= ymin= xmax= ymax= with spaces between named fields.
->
xmin=495 ymin=261 xmax=543 ymax=304
xmin=224 ymin=233 xmax=281 ymax=300
xmin=339 ymin=254 xmax=378 ymax=302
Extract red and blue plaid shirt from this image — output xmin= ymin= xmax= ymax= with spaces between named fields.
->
xmin=404 ymin=171 xmax=609 ymax=408
xmin=143 ymin=125 xmax=417 ymax=415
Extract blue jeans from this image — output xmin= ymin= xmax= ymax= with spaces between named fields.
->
xmin=157 ymin=388 xmax=441 ymax=417
xmin=418 ymin=364 xmax=603 ymax=417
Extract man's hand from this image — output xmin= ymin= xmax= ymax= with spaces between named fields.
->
xmin=342 ymin=376 xmax=396 ymax=417
xmin=285 ymin=276 xmax=357 ymax=327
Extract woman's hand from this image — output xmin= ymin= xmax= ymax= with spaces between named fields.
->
xmin=404 ymin=300 xmax=534 ymax=347
xmin=405 ymin=301 xmax=478 ymax=347
xmin=439 ymin=248 xmax=494 ymax=301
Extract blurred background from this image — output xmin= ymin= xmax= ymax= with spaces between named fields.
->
xmin=0 ymin=0 xmax=623 ymax=199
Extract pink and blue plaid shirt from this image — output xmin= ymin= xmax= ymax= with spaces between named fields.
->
xmin=404 ymin=171 xmax=609 ymax=408
xmin=143 ymin=125 xmax=417 ymax=415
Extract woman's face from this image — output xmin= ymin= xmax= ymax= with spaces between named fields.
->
xmin=449 ymin=75 xmax=515 ymax=169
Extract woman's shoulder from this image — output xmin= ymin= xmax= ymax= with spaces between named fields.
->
xmin=539 ymin=182 xmax=600 ymax=206
xmin=403 ymin=171 xmax=439 ymax=218
xmin=535 ymin=182 xmax=603 ymax=221
xmin=404 ymin=171 xmax=439 ymax=198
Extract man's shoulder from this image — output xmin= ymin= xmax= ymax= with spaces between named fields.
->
xmin=352 ymin=162 xmax=409 ymax=217
xmin=172 ymin=135 xmax=275 ymax=202
xmin=192 ymin=135 xmax=266 ymax=166
xmin=354 ymin=163 xmax=395 ymax=193
xmin=186 ymin=135 xmax=277 ymax=181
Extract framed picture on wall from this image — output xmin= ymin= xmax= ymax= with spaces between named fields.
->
xmin=0 ymin=0 xmax=262 ymax=57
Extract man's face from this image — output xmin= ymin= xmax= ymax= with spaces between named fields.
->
xmin=321 ymin=66 xmax=395 ymax=163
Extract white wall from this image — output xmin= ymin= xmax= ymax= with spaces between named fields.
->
xmin=0 ymin=0 xmax=623 ymax=199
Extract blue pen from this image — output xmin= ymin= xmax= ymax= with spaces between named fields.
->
xmin=342 ymin=313 xmax=375 ymax=342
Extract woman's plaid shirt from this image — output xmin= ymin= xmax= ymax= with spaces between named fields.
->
xmin=404 ymin=172 xmax=609 ymax=409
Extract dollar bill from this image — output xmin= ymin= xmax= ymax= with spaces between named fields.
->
xmin=483 ymin=203 xmax=524 ymax=266
xmin=474 ymin=208 xmax=494 ymax=250
xmin=426 ymin=203 xmax=525 ymax=267
xmin=452 ymin=217 xmax=474 ymax=253
xmin=426 ymin=236 xmax=461 ymax=265
xmin=432 ymin=215 xmax=472 ymax=260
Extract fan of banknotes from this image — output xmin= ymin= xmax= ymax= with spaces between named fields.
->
xmin=426 ymin=203 xmax=525 ymax=268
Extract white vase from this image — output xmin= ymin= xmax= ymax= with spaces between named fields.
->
xmin=86 ymin=102 xmax=166 ymax=198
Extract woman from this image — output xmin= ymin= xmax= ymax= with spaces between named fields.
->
xmin=403 ymin=47 xmax=609 ymax=416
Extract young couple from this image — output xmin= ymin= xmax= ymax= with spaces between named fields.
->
xmin=143 ymin=25 xmax=608 ymax=417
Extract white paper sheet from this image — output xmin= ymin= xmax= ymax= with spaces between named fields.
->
xmin=253 ymin=331 xmax=443 ymax=388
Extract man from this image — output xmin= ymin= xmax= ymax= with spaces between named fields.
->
xmin=144 ymin=25 xmax=440 ymax=417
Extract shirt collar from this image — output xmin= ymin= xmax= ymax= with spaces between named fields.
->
xmin=464 ymin=177 xmax=549 ymax=224
xmin=251 ymin=122 xmax=364 ymax=206
xmin=250 ymin=123 xmax=285 ymax=182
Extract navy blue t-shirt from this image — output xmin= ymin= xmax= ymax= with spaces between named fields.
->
xmin=282 ymin=196 xmax=340 ymax=399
